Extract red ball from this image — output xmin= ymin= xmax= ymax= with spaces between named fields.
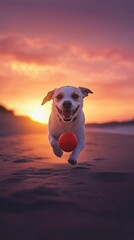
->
xmin=58 ymin=132 xmax=78 ymax=152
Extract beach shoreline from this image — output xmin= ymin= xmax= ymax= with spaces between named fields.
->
xmin=0 ymin=130 xmax=134 ymax=240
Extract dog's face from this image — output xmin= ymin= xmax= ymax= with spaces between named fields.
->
xmin=42 ymin=86 xmax=93 ymax=123
xmin=53 ymin=86 xmax=83 ymax=122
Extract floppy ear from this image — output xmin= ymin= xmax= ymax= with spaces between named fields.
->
xmin=79 ymin=87 xmax=93 ymax=98
xmin=41 ymin=89 xmax=55 ymax=105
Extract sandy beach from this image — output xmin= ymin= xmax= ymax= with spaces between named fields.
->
xmin=0 ymin=129 xmax=134 ymax=240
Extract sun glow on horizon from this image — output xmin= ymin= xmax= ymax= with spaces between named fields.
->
xmin=30 ymin=107 xmax=48 ymax=124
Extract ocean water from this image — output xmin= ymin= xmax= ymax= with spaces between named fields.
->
xmin=89 ymin=125 xmax=134 ymax=136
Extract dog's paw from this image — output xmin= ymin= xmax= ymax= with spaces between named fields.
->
xmin=68 ymin=157 xmax=77 ymax=165
xmin=52 ymin=145 xmax=63 ymax=158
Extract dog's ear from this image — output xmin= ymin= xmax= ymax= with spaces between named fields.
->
xmin=41 ymin=89 xmax=55 ymax=105
xmin=79 ymin=87 xmax=93 ymax=98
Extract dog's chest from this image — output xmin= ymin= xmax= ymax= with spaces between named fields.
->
xmin=58 ymin=121 xmax=75 ymax=133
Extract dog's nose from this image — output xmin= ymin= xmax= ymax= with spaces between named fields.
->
xmin=63 ymin=101 xmax=72 ymax=110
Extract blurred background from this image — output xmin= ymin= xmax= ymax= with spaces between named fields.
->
xmin=0 ymin=0 xmax=134 ymax=124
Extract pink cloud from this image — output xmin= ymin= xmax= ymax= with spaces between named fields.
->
xmin=0 ymin=34 xmax=134 ymax=67
xmin=0 ymin=34 xmax=67 ymax=65
xmin=0 ymin=33 xmax=134 ymax=98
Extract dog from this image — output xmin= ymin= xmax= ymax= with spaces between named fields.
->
xmin=41 ymin=86 xmax=93 ymax=165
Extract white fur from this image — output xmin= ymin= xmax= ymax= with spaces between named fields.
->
xmin=41 ymin=86 xmax=93 ymax=165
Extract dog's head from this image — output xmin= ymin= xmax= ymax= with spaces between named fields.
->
xmin=41 ymin=86 xmax=93 ymax=123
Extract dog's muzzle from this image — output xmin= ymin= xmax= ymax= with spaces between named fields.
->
xmin=56 ymin=105 xmax=80 ymax=122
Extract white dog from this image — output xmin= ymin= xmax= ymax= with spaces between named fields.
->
xmin=41 ymin=86 xmax=93 ymax=165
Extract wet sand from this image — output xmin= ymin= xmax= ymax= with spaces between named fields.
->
xmin=0 ymin=130 xmax=134 ymax=240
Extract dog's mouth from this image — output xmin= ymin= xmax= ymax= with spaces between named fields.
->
xmin=56 ymin=105 xmax=79 ymax=122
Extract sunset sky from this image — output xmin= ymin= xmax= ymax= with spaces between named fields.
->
xmin=0 ymin=0 xmax=134 ymax=123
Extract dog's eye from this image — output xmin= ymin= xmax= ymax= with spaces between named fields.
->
xmin=56 ymin=94 xmax=63 ymax=100
xmin=72 ymin=93 xmax=79 ymax=100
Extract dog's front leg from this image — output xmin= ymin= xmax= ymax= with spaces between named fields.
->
xmin=68 ymin=139 xmax=85 ymax=165
xmin=49 ymin=134 xmax=63 ymax=158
